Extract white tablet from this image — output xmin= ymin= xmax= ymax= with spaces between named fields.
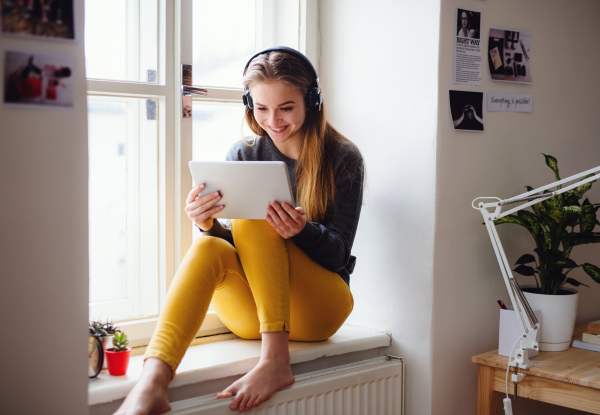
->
xmin=188 ymin=161 xmax=295 ymax=220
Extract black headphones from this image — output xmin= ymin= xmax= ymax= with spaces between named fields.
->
xmin=242 ymin=46 xmax=322 ymax=112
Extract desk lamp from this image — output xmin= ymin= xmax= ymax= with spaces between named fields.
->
xmin=472 ymin=165 xmax=600 ymax=415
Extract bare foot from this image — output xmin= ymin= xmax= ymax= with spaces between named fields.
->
xmin=217 ymin=358 xmax=295 ymax=411
xmin=114 ymin=358 xmax=172 ymax=415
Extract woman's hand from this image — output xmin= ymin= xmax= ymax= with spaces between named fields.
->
xmin=266 ymin=202 xmax=307 ymax=239
xmin=184 ymin=184 xmax=224 ymax=231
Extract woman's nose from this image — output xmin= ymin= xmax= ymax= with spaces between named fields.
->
xmin=268 ymin=111 xmax=279 ymax=125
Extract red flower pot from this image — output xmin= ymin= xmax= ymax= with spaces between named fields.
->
xmin=105 ymin=347 xmax=131 ymax=376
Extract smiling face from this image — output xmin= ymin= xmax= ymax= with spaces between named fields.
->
xmin=250 ymin=81 xmax=307 ymax=159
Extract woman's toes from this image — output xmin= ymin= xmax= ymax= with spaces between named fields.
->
xmin=238 ymin=394 xmax=251 ymax=412
xmin=246 ymin=396 xmax=257 ymax=410
xmin=217 ymin=390 xmax=233 ymax=399
xmin=230 ymin=392 xmax=243 ymax=410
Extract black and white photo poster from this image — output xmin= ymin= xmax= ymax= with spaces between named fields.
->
xmin=488 ymin=28 xmax=532 ymax=84
xmin=449 ymin=90 xmax=484 ymax=132
xmin=453 ymin=7 xmax=482 ymax=86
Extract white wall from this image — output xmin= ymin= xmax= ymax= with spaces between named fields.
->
xmin=0 ymin=3 xmax=89 ymax=414
xmin=319 ymin=1 xmax=441 ymax=414
xmin=433 ymin=1 xmax=600 ymax=414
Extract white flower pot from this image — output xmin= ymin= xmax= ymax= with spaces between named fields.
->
xmin=522 ymin=286 xmax=579 ymax=351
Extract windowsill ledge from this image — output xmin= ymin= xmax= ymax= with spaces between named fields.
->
xmin=88 ymin=325 xmax=391 ymax=406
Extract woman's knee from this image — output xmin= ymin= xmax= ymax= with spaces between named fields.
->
xmin=178 ymin=236 xmax=239 ymax=281
xmin=186 ymin=236 xmax=236 ymax=262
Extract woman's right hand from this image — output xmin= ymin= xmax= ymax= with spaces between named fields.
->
xmin=185 ymin=184 xmax=224 ymax=231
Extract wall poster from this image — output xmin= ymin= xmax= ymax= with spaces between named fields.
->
xmin=0 ymin=0 xmax=75 ymax=41
xmin=4 ymin=50 xmax=75 ymax=109
xmin=487 ymin=92 xmax=533 ymax=112
xmin=453 ymin=7 xmax=482 ymax=86
xmin=449 ymin=89 xmax=484 ymax=132
xmin=488 ymin=28 xmax=532 ymax=84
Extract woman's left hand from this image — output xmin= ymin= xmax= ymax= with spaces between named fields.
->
xmin=266 ymin=202 xmax=307 ymax=239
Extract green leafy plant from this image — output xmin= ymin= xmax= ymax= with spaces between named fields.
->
xmin=89 ymin=320 xmax=120 ymax=337
xmin=494 ymin=154 xmax=600 ymax=294
xmin=112 ymin=331 xmax=129 ymax=352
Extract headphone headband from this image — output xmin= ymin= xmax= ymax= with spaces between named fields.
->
xmin=242 ymin=46 xmax=322 ymax=111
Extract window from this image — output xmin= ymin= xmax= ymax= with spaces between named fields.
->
xmin=86 ymin=0 xmax=314 ymax=346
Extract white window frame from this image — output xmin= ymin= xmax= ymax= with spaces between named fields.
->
xmin=86 ymin=0 xmax=318 ymax=348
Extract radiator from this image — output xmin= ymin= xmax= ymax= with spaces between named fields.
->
xmin=168 ymin=356 xmax=405 ymax=415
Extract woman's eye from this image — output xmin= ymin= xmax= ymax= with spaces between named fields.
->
xmin=256 ymin=107 xmax=267 ymax=111
xmin=280 ymin=107 xmax=293 ymax=112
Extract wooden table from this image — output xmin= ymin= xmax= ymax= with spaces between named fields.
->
xmin=472 ymin=325 xmax=600 ymax=414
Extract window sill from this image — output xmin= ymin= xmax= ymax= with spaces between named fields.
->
xmin=88 ymin=325 xmax=391 ymax=407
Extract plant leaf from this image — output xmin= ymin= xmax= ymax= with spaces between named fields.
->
xmin=515 ymin=254 xmax=536 ymax=265
xmin=552 ymin=257 xmax=578 ymax=269
xmin=547 ymin=249 xmax=565 ymax=260
xmin=517 ymin=210 xmax=543 ymax=239
xmin=562 ymin=205 xmax=584 ymax=218
xmin=542 ymin=227 xmax=553 ymax=247
xmin=546 ymin=208 xmax=565 ymax=222
xmin=581 ymin=201 xmax=599 ymax=233
xmin=494 ymin=215 xmax=530 ymax=229
xmin=543 ymin=191 xmax=564 ymax=209
xmin=541 ymin=153 xmax=561 ymax=182
xmin=571 ymin=232 xmax=600 ymax=246
xmin=534 ymin=247 xmax=549 ymax=260
xmin=564 ymin=173 xmax=597 ymax=202
xmin=564 ymin=278 xmax=590 ymax=288
xmin=548 ymin=269 xmax=567 ymax=283
xmin=582 ymin=263 xmax=600 ymax=284
xmin=513 ymin=265 xmax=536 ymax=276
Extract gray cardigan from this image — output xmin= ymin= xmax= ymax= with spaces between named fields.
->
xmin=202 ymin=136 xmax=364 ymax=286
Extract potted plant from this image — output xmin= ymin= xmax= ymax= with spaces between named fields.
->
xmin=494 ymin=154 xmax=600 ymax=351
xmin=105 ymin=331 xmax=131 ymax=376
xmin=89 ymin=320 xmax=120 ymax=368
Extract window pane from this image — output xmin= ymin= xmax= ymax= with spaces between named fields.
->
xmin=88 ymin=101 xmax=127 ymax=303
xmin=84 ymin=0 xmax=159 ymax=83
xmin=192 ymin=0 xmax=255 ymax=89
xmin=192 ymin=102 xmax=249 ymax=162
xmin=192 ymin=0 xmax=300 ymax=89
xmin=88 ymin=97 xmax=159 ymax=321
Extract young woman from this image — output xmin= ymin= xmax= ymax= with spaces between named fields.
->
xmin=115 ymin=47 xmax=364 ymax=415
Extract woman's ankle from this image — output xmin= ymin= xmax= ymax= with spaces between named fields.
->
xmin=141 ymin=357 xmax=173 ymax=387
xmin=259 ymin=331 xmax=290 ymax=364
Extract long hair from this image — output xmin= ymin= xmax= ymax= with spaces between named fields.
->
xmin=243 ymin=51 xmax=360 ymax=222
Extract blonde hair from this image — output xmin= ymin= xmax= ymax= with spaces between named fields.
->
xmin=242 ymin=51 xmax=361 ymax=222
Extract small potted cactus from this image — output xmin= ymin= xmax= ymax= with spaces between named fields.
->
xmin=105 ymin=331 xmax=131 ymax=376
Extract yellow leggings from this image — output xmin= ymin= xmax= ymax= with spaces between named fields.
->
xmin=144 ymin=219 xmax=354 ymax=374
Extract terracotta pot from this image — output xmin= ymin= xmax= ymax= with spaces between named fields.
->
xmin=522 ymin=286 xmax=579 ymax=352
xmin=105 ymin=347 xmax=131 ymax=376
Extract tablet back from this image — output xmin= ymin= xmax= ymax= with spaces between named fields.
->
xmin=188 ymin=161 xmax=295 ymax=220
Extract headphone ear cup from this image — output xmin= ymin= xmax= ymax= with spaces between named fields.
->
xmin=243 ymin=91 xmax=253 ymax=110
xmin=305 ymin=88 xmax=322 ymax=111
